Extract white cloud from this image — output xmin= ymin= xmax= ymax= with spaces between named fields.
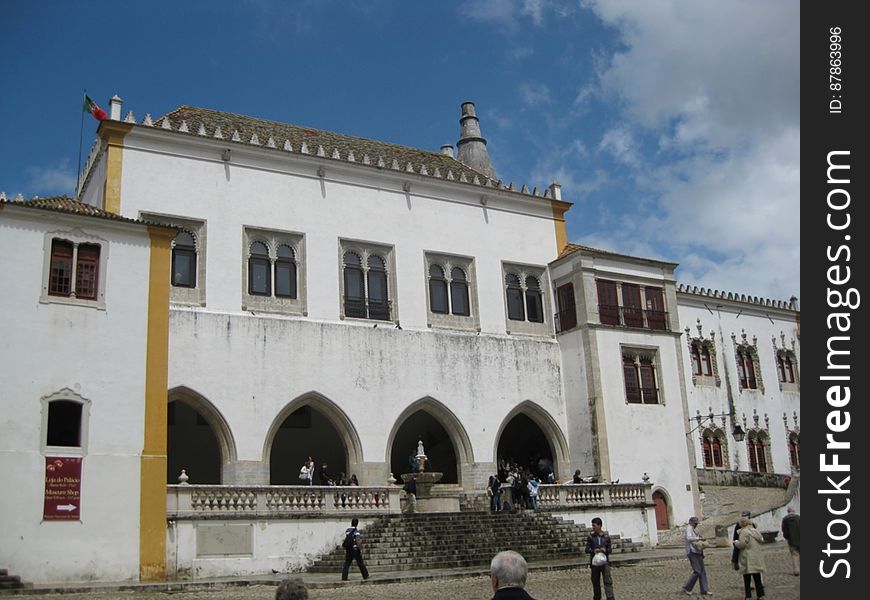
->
xmin=518 ymin=82 xmax=552 ymax=107
xmin=577 ymin=0 xmax=800 ymax=298
xmin=598 ymin=126 xmax=640 ymax=167
xmin=521 ymin=0 xmax=545 ymax=25
xmin=25 ymin=160 xmax=77 ymax=196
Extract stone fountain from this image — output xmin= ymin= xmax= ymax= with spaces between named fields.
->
xmin=400 ymin=439 xmax=459 ymax=513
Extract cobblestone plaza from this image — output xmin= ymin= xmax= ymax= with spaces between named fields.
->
xmin=13 ymin=544 xmax=799 ymax=599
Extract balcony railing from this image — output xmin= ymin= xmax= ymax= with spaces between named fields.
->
xmin=167 ymin=485 xmax=403 ymax=519
xmin=344 ymin=296 xmax=392 ymax=321
xmin=598 ymin=305 xmax=668 ymax=331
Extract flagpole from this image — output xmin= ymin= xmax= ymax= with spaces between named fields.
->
xmin=75 ymin=89 xmax=86 ymax=199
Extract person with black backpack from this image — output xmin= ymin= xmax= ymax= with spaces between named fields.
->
xmin=340 ymin=517 xmax=369 ymax=581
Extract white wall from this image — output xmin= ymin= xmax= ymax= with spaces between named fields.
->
xmin=0 ymin=208 xmax=153 ymax=583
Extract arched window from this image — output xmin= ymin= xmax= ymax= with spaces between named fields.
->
xmin=367 ymin=255 xmax=389 ymax=320
xmin=623 ymin=351 xmax=660 ymax=404
xmin=274 ymin=245 xmax=297 ymax=298
xmin=342 ymin=250 xmax=391 ymax=320
xmin=700 ymin=427 xmax=726 ymax=468
xmin=429 ymin=264 xmax=448 ymax=314
xmin=505 ymin=274 xmax=525 ymax=321
xmin=788 ymin=432 xmax=800 ymax=470
xmin=623 ymin=356 xmax=641 ymax=404
xmin=747 ymin=432 xmax=769 ymax=473
xmin=525 ymin=276 xmax=544 ymax=323
xmin=343 ymin=251 xmax=365 ymax=318
xmin=736 ymin=348 xmax=758 ymax=389
xmin=172 ymin=230 xmax=197 ymax=288
xmin=248 ymin=241 xmax=271 ymax=295
xmin=777 ymin=353 xmax=797 ymax=384
xmin=450 ymin=267 xmax=470 ymax=316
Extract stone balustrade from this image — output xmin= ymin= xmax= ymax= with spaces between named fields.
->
xmin=167 ymin=482 xmax=652 ymax=520
xmin=522 ymin=482 xmax=653 ymax=508
xmin=167 ymin=485 xmax=403 ymax=519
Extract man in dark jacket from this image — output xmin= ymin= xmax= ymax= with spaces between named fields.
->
xmin=585 ymin=517 xmax=615 ymax=600
xmin=781 ymin=506 xmax=800 ymax=575
xmin=340 ymin=517 xmax=369 ymax=581
xmin=489 ymin=551 xmax=537 ymax=600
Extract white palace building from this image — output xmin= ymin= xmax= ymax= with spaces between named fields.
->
xmin=0 ymin=96 xmax=800 ymax=584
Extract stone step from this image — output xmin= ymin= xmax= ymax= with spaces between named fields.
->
xmin=308 ymin=510 xmax=643 ymax=574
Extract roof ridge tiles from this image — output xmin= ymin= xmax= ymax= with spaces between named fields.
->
xmin=141 ymin=104 xmax=562 ymax=202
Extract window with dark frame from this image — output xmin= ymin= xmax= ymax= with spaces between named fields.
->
xmin=596 ymin=279 xmax=620 ymax=325
xmin=690 ymin=342 xmax=714 ymax=377
xmin=788 ymin=433 xmax=800 ymax=470
xmin=48 ymin=239 xmax=101 ymax=300
xmin=171 ymin=230 xmax=197 ymax=288
xmin=49 ymin=240 xmax=73 ymax=296
xmin=342 ymin=251 xmax=391 ymax=321
xmin=449 ymin=267 xmax=470 ymax=316
xmin=555 ymin=282 xmax=577 ymax=332
xmin=737 ymin=348 xmax=758 ymax=389
xmin=622 ymin=283 xmax=644 ymax=327
xmin=623 ymin=352 xmax=660 ymax=404
xmin=623 ymin=356 xmax=642 ymax=403
xmin=644 ymin=286 xmax=666 ymax=330
xmin=274 ymin=245 xmax=297 ymax=299
xmin=366 ymin=255 xmax=390 ymax=320
xmin=506 ymin=274 xmax=525 ymax=321
xmin=248 ymin=241 xmax=271 ymax=296
xmin=343 ymin=251 xmax=366 ymax=318
xmin=524 ymin=276 xmax=544 ymax=323
xmin=429 ymin=264 xmax=449 ymax=314
xmin=777 ymin=353 xmax=797 ymax=384
xmin=747 ymin=434 xmax=768 ymax=473
xmin=46 ymin=400 xmax=82 ymax=447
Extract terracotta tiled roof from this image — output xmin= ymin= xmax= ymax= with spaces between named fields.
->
xmin=139 ymin=105 xmax=563 ymax=202
xmin=163 ymin=105 xmax=488 ymax=176
xmin=2 ymin=196 xmax=175 ymax=229
xmin=556 ymin=242 xmax=678 ymax=267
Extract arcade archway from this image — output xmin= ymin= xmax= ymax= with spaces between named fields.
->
xmin=167 ymin=386 xmax=236 ymax=484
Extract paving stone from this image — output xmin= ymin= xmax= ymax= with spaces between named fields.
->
xmin=2 ymin=543 xmax=800 ymax=599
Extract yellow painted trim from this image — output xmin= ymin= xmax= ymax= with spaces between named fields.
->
xmin=551 ymin=203 xmax=569 ymax=255
xmin=98 ymin=121 xmax=133 ymax=215
xmin=140 ymin=226 xmax=173 ymax=581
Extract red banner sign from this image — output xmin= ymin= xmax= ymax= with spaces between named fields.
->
xmin=43 ymin=456 xmax=82 ymax=521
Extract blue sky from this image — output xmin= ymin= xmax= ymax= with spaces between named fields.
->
xmin=1 ymin=0 xmax=799 ymax=301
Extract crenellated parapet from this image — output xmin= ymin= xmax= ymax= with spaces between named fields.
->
xmin=677 ymin=284 xmax=798 ymax=311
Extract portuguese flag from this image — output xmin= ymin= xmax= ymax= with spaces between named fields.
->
xmin=83 ymin=94 xmax=107 ymax=121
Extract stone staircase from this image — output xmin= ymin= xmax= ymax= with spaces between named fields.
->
xmin=0 ymin=568 xmax=27 ymax=590
xmin=308 ymin=511 xmax=643 ymax=573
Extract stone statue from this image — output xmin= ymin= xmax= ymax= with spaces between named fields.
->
xmin=417 ymin=439 xmax=425 ymax=457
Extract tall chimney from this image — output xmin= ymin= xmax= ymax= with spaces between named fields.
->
xmin=109 ymin=94 xmax=123 ymax=121
xmin=456 ymin=102 xmax=496 ymax=180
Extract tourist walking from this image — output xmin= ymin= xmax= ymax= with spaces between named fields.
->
xmin=733 ymin=515 xmax=766 ymax=599
xmin=781 ymin=506 xmax=800 ymax=576
xmin=340 ymin=517 xmax=369 ymax=581
xmin=584 ymin=516 xmax=616 ymax=600
xmin=681 ymin=516 xmax=712 ymax=596
xmin=489 ymin=550 xmax=537 ymax=599
xmin=731 ymin=510 xmax=751 ymax=570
